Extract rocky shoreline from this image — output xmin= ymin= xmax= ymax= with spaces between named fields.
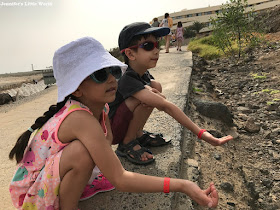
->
xmin=189 ymin=40 xmax=280 ymax=209
xmin=0 ymin=72 xmax=47 ymax=106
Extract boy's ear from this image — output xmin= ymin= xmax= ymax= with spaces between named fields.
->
xmin=72 ymin=88 xmax=83 ymax=98
xmin=124 ymin=48 xmax=136 ymax=61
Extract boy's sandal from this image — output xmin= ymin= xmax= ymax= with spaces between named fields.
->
xmin=116 ymin=139 xmax=155 ymax=165
xmin=143 ymin=130 xmax=163 ymax=138
xmin=138 ymin=133 xmax=171 ymax=147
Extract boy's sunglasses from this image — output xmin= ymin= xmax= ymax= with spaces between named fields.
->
xmin=90 ymin=66 xmax=122 ymax=83
xmin=120 ymin=41 xmax=159 ymax=53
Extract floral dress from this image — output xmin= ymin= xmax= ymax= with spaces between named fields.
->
xmin=176 ymin=27 xmax=184 ymax=41
xmin=9 ymin=99 xmax=109 ymax=209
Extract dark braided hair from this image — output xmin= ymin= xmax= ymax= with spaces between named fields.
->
xmin=9 ymin=96 xmax=70 ymax=163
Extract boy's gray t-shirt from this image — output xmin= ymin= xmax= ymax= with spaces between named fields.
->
xmin=108 ymin=66 xmax=154 ymax=118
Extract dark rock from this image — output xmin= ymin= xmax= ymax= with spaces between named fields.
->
xmin=238 ymin=81 xmax=248 ymax=90
xmin=208 ymin=129 xmax=223 ymax=138
xmin=237 ymin=102 xmax=246 ymax=106
xmin=247 ymin=181 xmax=260 ymax=200
xmin=267 ymin=103 xmax=279 ymax=111
xmin=220 ymin=182 xmax=234 ymax=192
xmin=214 ymin=153 xmax=221 ymax=160
xmin=260 ymin=169 xmax=270 ymax=175
xmin=248 ymin=104 xmax=260 ymax=109
xmin=0 ymin=93 xmax=14 ymax=105
xmin=226 ymin=202 xmax=236 ymax=207
xmin=244 ymin=55 xmax=255 ymax=62
xmin=236 ymin=107 xmax=251 ymax=114
xmin=237 ymin=113 xmax=248 ymax=121
xmin=201 ymin=72 xmax=216 ymax=80
xmin=217 ymin=67 xmax=228 ymax=73
xmin=204 ymin=82 xmax=215 ymax=92
xmin=262 ymin=179 xmax=273 ymax=188
xmin=245 ymin=118 xmax=261 ymax=133
xmin=193 ymin=100 xmax=234 ymax=125
xmin=194 ymin=56 xmax=208 ymax=67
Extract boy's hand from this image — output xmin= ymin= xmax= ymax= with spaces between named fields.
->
xmin=151 ymin=88 xmax=166 ymax=99
xmin=202 ymin=132 xmax=233 ymax=146
xmin=144 ymin=85 xmax=166 ymax=99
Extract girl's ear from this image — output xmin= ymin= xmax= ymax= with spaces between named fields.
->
xmin=72 ymin=88 xmax=83 ymax=98
xmin=124 ymin=48 xmax=136 ymax=61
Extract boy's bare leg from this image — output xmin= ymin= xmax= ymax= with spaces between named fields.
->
xmin=122 ymin=97 xmax=154 ymax=161
xmin=136 ymin=80 xmax=162 ymax=133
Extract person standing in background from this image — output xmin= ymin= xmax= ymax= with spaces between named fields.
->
xmin=160 ymin=13 xmax=173 ymax=53
xmin=151 ymin=18 xmax=160 ymax=27
xmin=176 ymin=21 xmax=184 ymax=51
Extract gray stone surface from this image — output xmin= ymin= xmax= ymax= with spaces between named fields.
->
xmin=79 ymin=47 xmax=194 ymax=209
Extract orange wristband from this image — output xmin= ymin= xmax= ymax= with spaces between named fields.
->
xmin=198 ymin=129 xmax=206 ymax=139
xmin=163 ymin=177 xmax=170 ymax=193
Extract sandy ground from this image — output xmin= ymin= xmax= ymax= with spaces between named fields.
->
xmin=0 ymin=86 xmax=57 ymax=209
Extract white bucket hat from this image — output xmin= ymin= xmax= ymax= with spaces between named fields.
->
xmin=53 ymin=37 xmax=127 ymax=102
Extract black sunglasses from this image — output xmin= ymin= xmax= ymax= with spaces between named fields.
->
xmin=120 ymin=41 xmax=159 ymax=53
xmin=90 ymin=66 xmax=122 ymax=83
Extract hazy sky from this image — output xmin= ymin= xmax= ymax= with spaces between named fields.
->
xmin=0 ymin=0 xmax=227 ymax=74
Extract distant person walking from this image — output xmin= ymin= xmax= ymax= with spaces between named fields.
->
xmin=176 ymin=21 xmax=184 ymax=51
xmin=160 ymin=13 xmax=173 ymax=53
xmin=151 ymin=18 xmax=160 ymax=27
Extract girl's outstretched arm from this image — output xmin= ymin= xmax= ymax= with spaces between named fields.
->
xmin=59 ymin=110 xmax=218 ymax=208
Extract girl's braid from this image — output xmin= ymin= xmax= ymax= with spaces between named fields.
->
xmin=9 ymin=97 xmax=69 ymax=163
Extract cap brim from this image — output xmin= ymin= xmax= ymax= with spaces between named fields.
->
xmin=135 ymin=27 xmax=170 ymax=37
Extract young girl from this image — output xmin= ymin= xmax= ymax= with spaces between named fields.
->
xmin=9 ymin=37 xmax=219 ymax=209
xmin=176 ymin=21 xmax=184 ymax=51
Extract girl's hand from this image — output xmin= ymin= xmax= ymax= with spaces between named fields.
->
xmin=184 ymin=181 xmax=218 ymax=208
xmin=201 ymin=132 xmax=233 ymax=146
xmin=203 ymin=182 xmax=218 ymax=208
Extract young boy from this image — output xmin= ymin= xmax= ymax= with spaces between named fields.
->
xmin=109 ymin=22 xmax=233 ymax=165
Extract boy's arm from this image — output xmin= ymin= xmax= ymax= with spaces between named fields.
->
xmin=133 ymin=88 xmax=233 ymax=146
xmin=134 ymin=88 xmax=201 ymax=133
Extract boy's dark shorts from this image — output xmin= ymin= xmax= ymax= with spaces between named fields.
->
xmin=110 ymin=101 xmax=133 ymax=145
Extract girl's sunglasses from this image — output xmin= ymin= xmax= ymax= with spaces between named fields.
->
xmin=120 ymin=41 xmax=159 ymax=53
xmin=90 ymin=66 xmax=122 ymax=83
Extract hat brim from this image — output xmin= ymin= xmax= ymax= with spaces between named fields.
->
xmin=57 ymin=50 xmax=127 ymax=103
xmin=135 ymin=27 xmax=170 ymax=37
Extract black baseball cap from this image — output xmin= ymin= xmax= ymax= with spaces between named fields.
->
xmin=118 ymin=22 xmax=170 ymax=52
